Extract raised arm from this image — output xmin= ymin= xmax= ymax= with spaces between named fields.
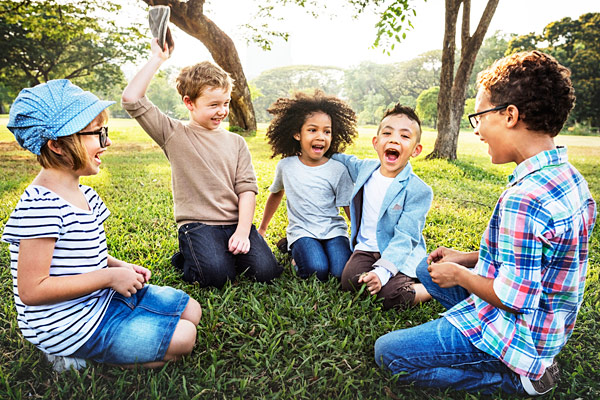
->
xmin=122 ymin=38 xmax=171 ymax=103
xmin=258 ymin=190 xmax=285 ymax=237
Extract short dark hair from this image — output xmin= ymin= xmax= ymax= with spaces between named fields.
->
xmin=379 ymin=104 xmax=422 ymax=142
xmin=477 ymin=50 xmax=575 ymax=136
xmin=266 ymin=90 xmax=357 ymax=158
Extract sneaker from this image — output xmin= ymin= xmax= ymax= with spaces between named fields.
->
xmin=520 ymin=362 xmax=560 ymax=395
xmin=45 ymin=354 xmax=87 ymax=373
xmin=171 ymin=251 xmax=184 ymax=272
xmin=276 ymin=237 xmax=290 ymax=255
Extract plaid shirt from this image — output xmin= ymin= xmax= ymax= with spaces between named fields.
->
xmin=444 ymin=147 xmax=596 ymax=380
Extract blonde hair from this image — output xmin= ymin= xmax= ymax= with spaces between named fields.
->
xmin=37 ymin=109 xmax=109 ymax=170
xmin=176 ymin=61 xmax=233 ymax=101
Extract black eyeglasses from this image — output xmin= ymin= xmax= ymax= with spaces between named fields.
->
xmin=78 ymin=126 xmax=109 ymax=147
xmin=468 ymin=104 xmax=509 ymax=129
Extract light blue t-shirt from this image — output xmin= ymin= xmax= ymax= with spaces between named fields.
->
xmin=269 ymin=156 xmax=353 ymax=249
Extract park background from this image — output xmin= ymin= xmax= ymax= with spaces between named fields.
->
xmin=1 ymin=0 xmax=599 ymax=399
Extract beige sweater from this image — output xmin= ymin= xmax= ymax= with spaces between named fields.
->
xmin=122 ymin=96 xmax=258 ymax=226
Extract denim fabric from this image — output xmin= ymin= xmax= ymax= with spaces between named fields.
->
xmin=177 ymin=223 xmax=282 ymax=288
xmin=290 ymin=236 xmax=351 ymax=281
xmin=72 ymin=284 xmax=189 ymax=364
xmin=372 ymin=260 xmax=526 ymax=394
xmin=415 ymin=259 xmax=470 ymax=309
xmin=374 ymin=317 xmax=525 ymax=394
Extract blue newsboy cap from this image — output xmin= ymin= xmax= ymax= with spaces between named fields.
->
xmin=7 ymin=79 xmax=115 ymax=155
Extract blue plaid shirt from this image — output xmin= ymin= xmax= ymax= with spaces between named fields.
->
xmin=444 ymin=147 xmax=596 ymax=379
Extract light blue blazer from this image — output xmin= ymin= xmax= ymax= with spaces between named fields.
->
xmin=332 ymin=153 xmax=433 ymax=278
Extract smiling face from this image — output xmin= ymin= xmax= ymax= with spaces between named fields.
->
xmin=77 ymin=117 xmax=112 ymax=176
xmin=373 ymin=114 xmax=422 ymax=178
xmin=185 ymin=86 xmax=231 ymax=130
xmin=473 ymin=88 xmax=518 ymax=165
xmin=293 ymin=111 xmax=332 ymax=166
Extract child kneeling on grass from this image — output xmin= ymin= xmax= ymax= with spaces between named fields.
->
xmin=3 ymin=80 xmax=201 ymax=371
xmin=258 ymin=90 xmax=356 ymax=281
xmin=332 ymin=104 xmax=433 ymax=310
xmin=122 ymin=37 xmax=282 ymax=289
xmin=374 ymin=51 xmax=596 ymax=395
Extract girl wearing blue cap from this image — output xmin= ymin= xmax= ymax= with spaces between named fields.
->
xmin=2 ymin=79 xmax=201 ymax=371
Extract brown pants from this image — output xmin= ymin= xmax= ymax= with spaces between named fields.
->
xmin=341 ymin=250 xmax=416 ymax=310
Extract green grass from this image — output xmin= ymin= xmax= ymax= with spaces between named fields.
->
xmin=1 ymin=117 xmax=599 ymax=399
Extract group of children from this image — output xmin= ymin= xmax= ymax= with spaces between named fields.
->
xmin=2 ymin=33 xmax=596 ymax=396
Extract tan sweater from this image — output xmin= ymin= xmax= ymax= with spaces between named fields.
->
xmin=122 ymin=96 xmax=258 ymax=226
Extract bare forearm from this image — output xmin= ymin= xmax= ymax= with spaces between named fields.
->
xmin=455 ymin=267 xmax=514 ymax=313
xmin=236 ymin=191 xmax=256 ymax=236
xmin=122 ymin=55 xmax=165 ymax=103
xmin=18 ymin=269 xmax=115 ymax=306
xmin=258 ymin=191 xmax=284 ymax=233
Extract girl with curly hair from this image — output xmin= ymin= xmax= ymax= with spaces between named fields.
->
xmin=258 ymin=90 xmax=358 ymax=281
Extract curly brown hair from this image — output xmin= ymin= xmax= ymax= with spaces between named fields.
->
xmin=477 ymin=50 xmax=575 ymax=136
xmin=266 ymin=90 xmax=357 ymax=158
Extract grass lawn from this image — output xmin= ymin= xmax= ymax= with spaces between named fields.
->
xmin=1 ymin=117 xmax=599 ymax=399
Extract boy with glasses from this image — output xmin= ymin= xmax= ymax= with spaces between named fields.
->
xmin=374 ymin=51 xmax=596 ymax=395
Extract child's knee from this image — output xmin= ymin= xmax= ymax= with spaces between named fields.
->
xmin=183 ymin=298 xmax=202 ymax=325
xmin=166 ymin=320 xmax=197 ymax=359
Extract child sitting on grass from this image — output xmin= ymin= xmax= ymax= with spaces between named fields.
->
xmin=258 ymin=90 xmax=357 ymax=281
xmin=332 ymin=104 xmax=433 ymax=310
xmin=121 ymin=38 xmax=282 ymax=289
xmin=3 ymin=80 xmax=201 ymax=371
xmin=374 ymin=51 xmax=597 ymax=396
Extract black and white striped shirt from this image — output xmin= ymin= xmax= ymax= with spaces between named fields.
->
xmin=2 ymin=185 xmax=115 ymax=356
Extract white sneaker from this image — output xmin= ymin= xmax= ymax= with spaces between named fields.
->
xmin=45 ymin=354 xmax=87 ymax=372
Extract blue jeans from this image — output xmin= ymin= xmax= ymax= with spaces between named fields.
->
xmin=290 ymin=236 xmax=351 ymax=281
xmin=373 ymin=262 xmax=525 ymax=395
xmin=73 ymin=285 xmax=189 ymax=364
xmin=177 ymin=223 xmax=283 ymax=289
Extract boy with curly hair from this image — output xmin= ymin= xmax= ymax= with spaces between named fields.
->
xmin=122 ymin=38 xmax=282 ymax=288
xmin=332 ymin=104 xmax=433 ymax=310
xmin=375 ymin=51 xmax=596 ymax=395
xmin=258 ymin=90 xmax=357 ymax=281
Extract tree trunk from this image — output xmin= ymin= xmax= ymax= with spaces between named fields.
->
xmin=142 ymin=0 xmax=257 ymax=134
xmin=427 ymin=0 xmax=499 ymax=160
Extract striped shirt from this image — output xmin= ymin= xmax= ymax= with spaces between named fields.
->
xmin=1 ymin=185 xmax=115 ymax=356
xmin=444 ymin=147 xmax=596 ymax=380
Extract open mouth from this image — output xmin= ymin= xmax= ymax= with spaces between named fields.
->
xmin=312 ymin=145 xmax=325 ymax=153
xmin=384 ymin=148 xmax=399 ymax=162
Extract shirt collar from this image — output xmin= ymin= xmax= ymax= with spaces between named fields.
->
xmin=507 ymin=146 xmax=568 ymax=187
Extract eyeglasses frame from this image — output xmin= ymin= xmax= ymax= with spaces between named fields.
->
xmin=77 ymin=126 xmax=109 ymax=148
xmin=468 ymin=104 xmax=509 ymax=129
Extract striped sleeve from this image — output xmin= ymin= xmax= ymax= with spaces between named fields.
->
xmin=2 ymin=186 xmax=66 ymax=244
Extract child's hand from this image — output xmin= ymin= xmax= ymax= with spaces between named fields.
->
xmin=109 ymin=268 xmax=146 ymax=297
xmin=428 ymin=247 xmax=478 ymax=267
xmin=150 ymin=37 xmax=171 ymax=61
xmin=427 ymin=261 xmax=464 ymax=288
xmin=358 ymin=272 xmax=382 ymax=295
xmin=228 ymin=232 xmax=251 ymax=255
xmin=257 ymin=227 xmax=267 ymax=237
xmin=126 ymin=263 xmax=151 ymax=283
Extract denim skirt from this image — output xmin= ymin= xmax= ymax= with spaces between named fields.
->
xmin=72 ymin=284 xmax=190 ymax=364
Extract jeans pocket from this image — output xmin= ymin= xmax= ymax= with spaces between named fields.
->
xmin=179 ymin=225 xmax=206 ymax=285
